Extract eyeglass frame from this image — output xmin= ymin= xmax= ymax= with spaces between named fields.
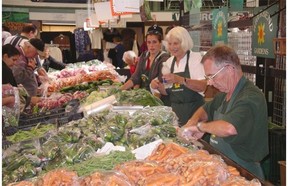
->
xmin=204 ymin=65 xmax=228 ymax=81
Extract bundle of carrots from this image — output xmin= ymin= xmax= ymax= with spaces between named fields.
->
xmin=149 ymin=148 xmax=229 ymax=185
xmin=227 ymin=166 xmax=241 ymax=177
xmin=35 ymin=169 xmax=78 ymax=186
xmin=80 ymin=172 xmax=104 ymax=185
xmin=144 ymin=142 xmax=260 ymax=186
xmin=7 ymin=181 xmax=34 ymax=186
xmin=79 ymin=171 xmax=131 ymax=186
xmin=115 ymin=160 xmax=167 ymax=185
xmin=160 ymin=149 xmax=225 ymax=173
xmin=144 ymin=173 xmax=181 ymax=186
xmin=180 ymin=161 xmax=229 ymax=185
xmin=222 ymin=176 xmax=261 ymax=186
xmin=145 ymin=142 xmax=189 ymax=163
xmin=104 ymin=174 xmax=132 ymax=186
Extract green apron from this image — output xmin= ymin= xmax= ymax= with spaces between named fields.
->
xmin=167 ymin=51 xmax=204 ymax=126
xmin=140 ymin=51 xmax=162 ymax=90
xmin=209 ymin=76 xmax=265 ymax=180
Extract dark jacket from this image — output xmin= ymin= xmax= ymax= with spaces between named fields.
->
xmin=130 ymin=51 xmax=170 ymax=90
xmin=42 ymin=56 xmax=66 ymax=72
xmin=108 ymin=43 xmax=125 ymax=69
xmin=2 ymin=61 xmax=17 ymax=86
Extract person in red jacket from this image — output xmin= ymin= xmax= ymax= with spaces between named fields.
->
xmin=122 ymin=50 xmax=138 ymax=75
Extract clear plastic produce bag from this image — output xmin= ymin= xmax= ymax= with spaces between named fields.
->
xmin=2 ymin=86 xmax=20 ymax=127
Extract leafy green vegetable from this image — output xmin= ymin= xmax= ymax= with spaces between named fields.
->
xmin=7 ymin=124 xmax=55 ymax=143
xmin=115 ymin=89 xmax=163 ymax=106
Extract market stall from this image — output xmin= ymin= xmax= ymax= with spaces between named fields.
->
xmin=2 ymin=57 xmax=271 ymax=186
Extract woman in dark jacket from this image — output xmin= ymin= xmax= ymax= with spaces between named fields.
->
xmin=120 ymin=25 xmax=169 ymax=91
xmin=2 ymin=44 xmax=20 ymax=87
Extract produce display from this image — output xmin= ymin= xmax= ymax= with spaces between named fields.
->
xmin=47 ymin=70 xmax=119 ymax=93
xmin=48 ymin=60 xmax=114 ymax=79
xmin=3 ymin=106 xmax=178 ymax=185
xmin=114 ymin=89 xmax=163 ymax=106
xmin=3 ymin=63 xmax=264 ymax=186
xmin=35 ymin=91 xmax=87 ymax=111
xmin=2 ymin=85 xmax=21 ymax=127
xmin=65 ymin=151 xmax=136 ymax=176
xmin=46 ymin=59 xmax=125 ymax=94
xmin=82 ymin=88 xmax=164 ymax=108
xmin=120 ymin=142 xmax=260 ymax=185
xmin=60 ymin=79 xmax=119 ymax=94
xmin=6 ymin=124 xmax=55 ymax=143
xmin=8 ymin=142 xmax=261 ymax=186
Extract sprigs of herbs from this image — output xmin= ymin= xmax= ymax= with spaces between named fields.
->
xmin=65 ymin=151 xmax=135 ymax=176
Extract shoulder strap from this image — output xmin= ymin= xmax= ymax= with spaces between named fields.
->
xmin=10 ymin=36 xmax=24 ymax=47
xmin=154 ymin=51 xmax=166 ymax=61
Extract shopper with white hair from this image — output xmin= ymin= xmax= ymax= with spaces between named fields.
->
xmin=122 ymin=50 xmax=138 ymax=75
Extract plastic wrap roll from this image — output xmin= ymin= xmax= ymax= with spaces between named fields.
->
xmin=80 ymin=95 xmax=116 ymax=116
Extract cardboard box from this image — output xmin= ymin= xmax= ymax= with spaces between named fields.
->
xmin=278 ymin=161 xmax=286 ymax=186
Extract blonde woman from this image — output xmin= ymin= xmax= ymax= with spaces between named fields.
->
xmin=151 ymin=26 xmax=207 ymax=126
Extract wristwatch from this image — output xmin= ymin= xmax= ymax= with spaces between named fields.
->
xmin=183 ymin=77 xmax=187 ymax=86
xmin=197 ymin=122 xmax=204 ymax=133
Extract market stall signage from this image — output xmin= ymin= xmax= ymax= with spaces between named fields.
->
xmin=172 ymin=12 xmax=180 ymax=21
xmin=110 ymin=0 xmax=139 ymax=16
xmin=230 ymin=0 xmax=244 ymax=11
xmin=2 ymin=12 xmax=29 ymax=24
xmin=184 ymin=0 xmax=202 ymax=13
xmin=212 ymin=7 xmax=228 ymax=45
xmin=252 ymin=4 xmax=279 ymax=59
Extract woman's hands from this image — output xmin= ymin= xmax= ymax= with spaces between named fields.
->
xmin=150 ymin=79 xmax=167 ymax=95
xmin=27 ymin=58 xmax=37 ymax=70
xmin=162 ymin=74 xmax=184 ymax=85
xmin=2 ymin=96 xmax=15 ymax=107
xmin=150 ymin=78 xmax=161 ymax=89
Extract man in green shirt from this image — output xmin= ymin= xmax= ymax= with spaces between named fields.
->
xmin=179 ymin=44 xmax=269 ymax=180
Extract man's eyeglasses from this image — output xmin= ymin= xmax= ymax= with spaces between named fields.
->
xmin=204 ymin=65 xmax=227 ymax=81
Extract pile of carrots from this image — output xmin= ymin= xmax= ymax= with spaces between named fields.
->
xmin=146 ymin=142 xmax=189 ymax=163
xmin=9 ymin=142 xmax=261 ymax=186
xmin=80 ymin=171 xmax=131 ymax=186
xmin=115 ymin=161 xmax=167 ymax=185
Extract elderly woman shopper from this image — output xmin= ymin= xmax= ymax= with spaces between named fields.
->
xmin=122 ymin=50 xmax=138 ymax=75
xmin=150 ymin=26 xmax=207 ymax=126
xmin=2 ymin=44 xmax=40 ymax=109
xmin=121 ymin=25 xmax=170 ymax=91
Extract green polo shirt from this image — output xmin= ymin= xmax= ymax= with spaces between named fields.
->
xmin=203 ymin=77 xmax=269 ymax=162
